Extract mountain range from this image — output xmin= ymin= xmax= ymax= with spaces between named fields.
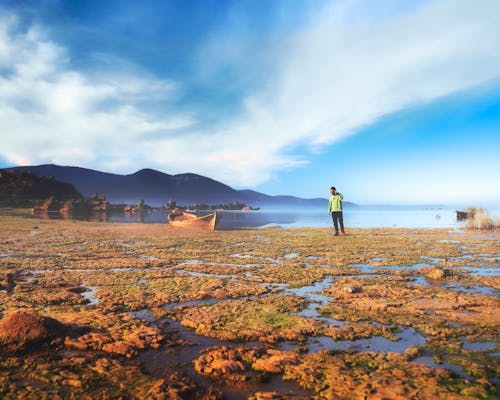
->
xmin=3 ymin=164 xmax=355 ymax=208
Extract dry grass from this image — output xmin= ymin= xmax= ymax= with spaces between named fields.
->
xmin=465 ymin=208 xmax=499 ymax=230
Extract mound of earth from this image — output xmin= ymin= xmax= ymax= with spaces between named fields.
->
xmin=0 ymin=310 xmax=69 ymax=352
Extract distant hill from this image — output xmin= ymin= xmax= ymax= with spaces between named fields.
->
xmin=4 ymin=164 xmax=355 ymax=208
xmin=238 ymin=190 xmax=328 ymax=207
xmin=0 ymin=169 xmax=82 ymax=207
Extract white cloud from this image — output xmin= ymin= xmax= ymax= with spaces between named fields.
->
xmin=0 ymin=16 xmax=193 ymax=170
xmin=1 ymin=0 xmax=500 ymax=188
xmin=213 ymin=0 xmax=500 ymax=166
xmin=163 ymin=0 xmax=500 ymax=186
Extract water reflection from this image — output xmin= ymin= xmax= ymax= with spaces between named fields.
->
xmin=31 ymin=207 xmax=470 ymax=229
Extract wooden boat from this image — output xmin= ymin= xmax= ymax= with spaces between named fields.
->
xmin=456 ymin=210 xmax=474 ymax=221
xmin=168 ymin=211 xmax=219 ymax=230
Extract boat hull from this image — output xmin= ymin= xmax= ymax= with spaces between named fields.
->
xmin=168 ymin=212 xmax=219 ymax=230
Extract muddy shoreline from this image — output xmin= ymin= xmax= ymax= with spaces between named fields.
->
xmin=0 ymin=213 xmax=498 ymax=399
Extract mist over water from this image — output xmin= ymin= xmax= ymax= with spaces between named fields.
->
xmin=224 ymin=206 xmax=463 ymax=229
xmin=71 ymin=206 xmax=484 ymax=229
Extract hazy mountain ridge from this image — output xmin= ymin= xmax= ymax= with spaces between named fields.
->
xmin=4 ymin=164 xmax=354 ymax=207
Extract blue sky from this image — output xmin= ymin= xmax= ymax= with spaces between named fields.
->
xmin=0 ymin=0 xmax=499 ymax=206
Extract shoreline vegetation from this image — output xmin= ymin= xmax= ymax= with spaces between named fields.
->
xmin=0 ymin=211 xmax=498 ymax=399
xmin=464 ymin=207 xmax=500 ymax=231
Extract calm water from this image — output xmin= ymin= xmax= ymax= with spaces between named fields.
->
xmin=229 ymin=207 xmax=459 ymax=229
xmin=41 ymin=206 xmax=488 ymax=229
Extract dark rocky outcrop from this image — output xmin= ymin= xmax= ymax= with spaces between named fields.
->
xmin=60 ymin=193 xmax=109 ymax=214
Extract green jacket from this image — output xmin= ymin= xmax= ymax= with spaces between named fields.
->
xmin=328 ymin=193 xmax=343 ymax=212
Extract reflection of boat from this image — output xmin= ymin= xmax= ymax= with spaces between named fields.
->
xmin=456 ymin=210 xmax=473 ymax=221
xmin=168 ymin=211 xmax=219 ymax=230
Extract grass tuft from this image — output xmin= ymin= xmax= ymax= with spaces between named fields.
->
xmin=465 ymin=207 xmax=499 ymax=230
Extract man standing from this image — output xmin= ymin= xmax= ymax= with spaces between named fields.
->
xmin=328 ymin=186 xmax=346 ymax=236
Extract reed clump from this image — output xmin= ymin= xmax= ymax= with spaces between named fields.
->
xmin=465 ymin=207 xmax=499 ymax=230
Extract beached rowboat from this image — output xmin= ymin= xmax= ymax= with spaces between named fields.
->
xmin=456 ymin=210 xmax=474 ymax=221
xmin=168 ymin=211 xmax=219 ymax=230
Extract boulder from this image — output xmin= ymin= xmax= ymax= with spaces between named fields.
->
xmin=343 ymin=286 xmax=361 ymax=294
xmin=422 ymin=267 xmax=449 ymax=280
xmin=0 ymin=310 xmax=69 ymax=352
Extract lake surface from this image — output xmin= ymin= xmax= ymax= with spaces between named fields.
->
xmin=41 ymin=206 xmax=486 ymax=229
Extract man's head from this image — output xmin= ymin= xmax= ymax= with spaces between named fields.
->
xmin=330 ymin=186 xmax=336 ymax=195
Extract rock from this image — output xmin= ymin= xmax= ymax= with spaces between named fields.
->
xmin=194 ymin=346 xmax=262 ymax=382
xmin=249 ymin=392 xmax=285 ymax=400
xmin=62 ymin=379 xmax=82 ymax=388
xmin=66 ymin=286 xmax=87 ymax=294
xmin=0 ymin=271 xmax=16 ymax=293
xmin=252 ymin=349 xmax=301 ymax=373
xmin=45 ymin=290 xmax=86 ymax=305
xmin=6 ymin=272 xmax=15 ymax=287
xmin=0 ymin=310 xmax=69 ymax=353
xmin=404 ymin=346 xmax=421 ymax=359
xmin=343 ymin=286 xmax=361 ymax=294
xmin=422 ymin=267 xmax=449 ymax=280
xmin=159 ymin=377 xmax=198 ymax=400
xmin=102 ymin=340 xmax=138 ymax=357
xmin=65 ymin=332 xmax=112 ymax=351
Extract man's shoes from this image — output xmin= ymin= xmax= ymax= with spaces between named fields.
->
xmin=334 ymin=232 xmax=339 ymax=236
xmin=341 ymin=231 xmax=346 ymax=236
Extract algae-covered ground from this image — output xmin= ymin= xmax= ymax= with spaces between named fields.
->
xmin=0 ymin=211 xmax=498 ymax=399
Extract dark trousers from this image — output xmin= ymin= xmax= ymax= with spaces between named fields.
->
xmin=331 ymin=211 xmax=344 ymax=233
